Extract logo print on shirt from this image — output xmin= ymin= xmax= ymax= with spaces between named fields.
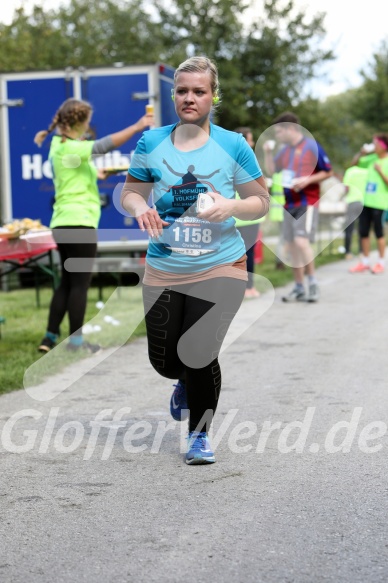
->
xmin=162 ymin=160 xmax=220 ymax=215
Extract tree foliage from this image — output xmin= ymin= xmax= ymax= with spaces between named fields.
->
xmin=0 ymin=0 xmax=333 ymax=128
xmin=150 ymin=0 xmax=334 ymax=131
xmin=221 ymin=0 xmax=334 ymax=130
xmin=0 ymin=0 xmax=164 ymax=70
xmin=310 ymin=40 xmax=388 ymax=170
xmin=351 ymin=42 xmax=388 ymax=131
xmin=293 ymin=94 xmax=373 ymax=172
xmin=4 ymin=0 xmax=386 ymax=170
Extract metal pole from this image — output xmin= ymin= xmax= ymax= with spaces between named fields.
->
xmin=0 ymin=98 xmax=24 ymax=291
xmin=0 ymin=98 xmax=24 ymax=223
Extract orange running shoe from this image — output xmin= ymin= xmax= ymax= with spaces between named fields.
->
xmin=349 ymin=262 xmax=370 ymax=273
xmin=371 ymin=263 xmax=385 ymax=274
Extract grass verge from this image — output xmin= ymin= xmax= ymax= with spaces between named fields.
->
xmin=0 ymin=241 xmax=346 ymax=394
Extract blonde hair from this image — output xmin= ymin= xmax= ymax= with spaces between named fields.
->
xmin=34 ymin=98 xmax=92 ymax=147
xmin=174 ymin=56 xmax=220 ymax=102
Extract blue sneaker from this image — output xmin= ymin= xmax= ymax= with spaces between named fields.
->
xmin=186 ymin=431 xmax=215 ymax=465
xmin=170 ymin=380 xmax=189 ymax=421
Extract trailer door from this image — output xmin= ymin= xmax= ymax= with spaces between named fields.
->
xmin=3 ymin=73 xmax=74 ymax=225
xmin=80 ymin=67 xmax=153 ymax=243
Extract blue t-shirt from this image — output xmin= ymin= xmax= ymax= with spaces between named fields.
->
xmin=128 ymin=123 xmax=262 ymax=273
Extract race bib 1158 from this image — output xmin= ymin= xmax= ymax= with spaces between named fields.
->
xmin=163 ymin=216 xmax=221 ymax=255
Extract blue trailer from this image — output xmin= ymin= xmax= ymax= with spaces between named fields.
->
xmin=0 ymin=63 xmax=177 ymax=250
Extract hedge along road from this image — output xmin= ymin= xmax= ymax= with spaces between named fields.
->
xmin=0 ymin=254 xmax=387 ymax=583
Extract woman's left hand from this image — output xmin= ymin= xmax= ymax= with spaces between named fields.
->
xmin=197 ymin=191 xmax=235 ymax=222
xmin=97 ymin=169 xmax=109 ymax=180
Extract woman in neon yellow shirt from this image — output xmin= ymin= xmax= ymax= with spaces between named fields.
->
xmin=34 ymin=98 xmax=153 ymax=353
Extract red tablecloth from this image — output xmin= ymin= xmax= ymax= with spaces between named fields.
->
xmin=0 ymin=232 xmax=57 ymax=263
xmin=0 ymin=231 xmax=58 ymax=307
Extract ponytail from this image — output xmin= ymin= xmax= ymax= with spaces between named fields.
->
xmin=33 ymin=114 xmax=59 ymax=147
xmin=34 ymin=130 xmax=50 ymax=147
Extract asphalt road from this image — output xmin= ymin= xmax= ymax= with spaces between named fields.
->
xmin=1 ymin=255 xmax=388 ymax=583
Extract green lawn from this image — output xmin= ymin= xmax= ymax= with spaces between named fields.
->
xmin=0 ymin=280 xmax=147 ymax=394
xmin=0 ymin=242 xmax=346 ymax=395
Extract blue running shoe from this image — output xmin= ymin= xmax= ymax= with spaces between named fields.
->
xmin=186 ymin=431 xmax=215 ymax=465
xmin=170 ymin=380 xmax=189 ymax=421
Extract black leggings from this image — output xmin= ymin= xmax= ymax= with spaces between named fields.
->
xmin=237 ymin=224 xmax=260 ymax=288
xmin=143 ymin=277 xmax=246 ymax=433
xmin=47 ymin=227 xmax=97 ymax=337
xmin=344 ymin=202 xmax=363 ymax=254
xmin=359 ymin=206 xmax=384 ymax=239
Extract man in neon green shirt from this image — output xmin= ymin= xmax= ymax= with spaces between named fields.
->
xmin=234 ymin=126 xmax=264 ymax=298
xmin=342 ymin=165 xmax=367 ymax=259
xmin=349 ymin=134 xmax=388 ymax=274
xmin=268 ymin=171 xmax=286 ymax=269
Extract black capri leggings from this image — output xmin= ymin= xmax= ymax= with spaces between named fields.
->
xmin=359 ymin=206 xmax=385 ymax=239
xmin=237 ymin=223 xmax=260 ymax=289
xmin=47 ymin=227 xmax=97 ymax=337
xmin=143 ymin=277 xmax=246 ymax=433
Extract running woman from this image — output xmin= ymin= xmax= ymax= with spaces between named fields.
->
xmin=121 ymin=56 xmax=269 ymax=464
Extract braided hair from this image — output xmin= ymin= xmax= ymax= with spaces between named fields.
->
xmin=34 ymin=98 xmax=92 ymax=147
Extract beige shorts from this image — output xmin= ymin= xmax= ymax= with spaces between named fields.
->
xmin=282 ymin=205 xmax=318 ymax=243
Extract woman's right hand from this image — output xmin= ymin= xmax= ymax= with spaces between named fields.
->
xmin=135 ymin=113 xmax=155 ymax=132
xmin=136 ymin=208 xmax=169 ymax=238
